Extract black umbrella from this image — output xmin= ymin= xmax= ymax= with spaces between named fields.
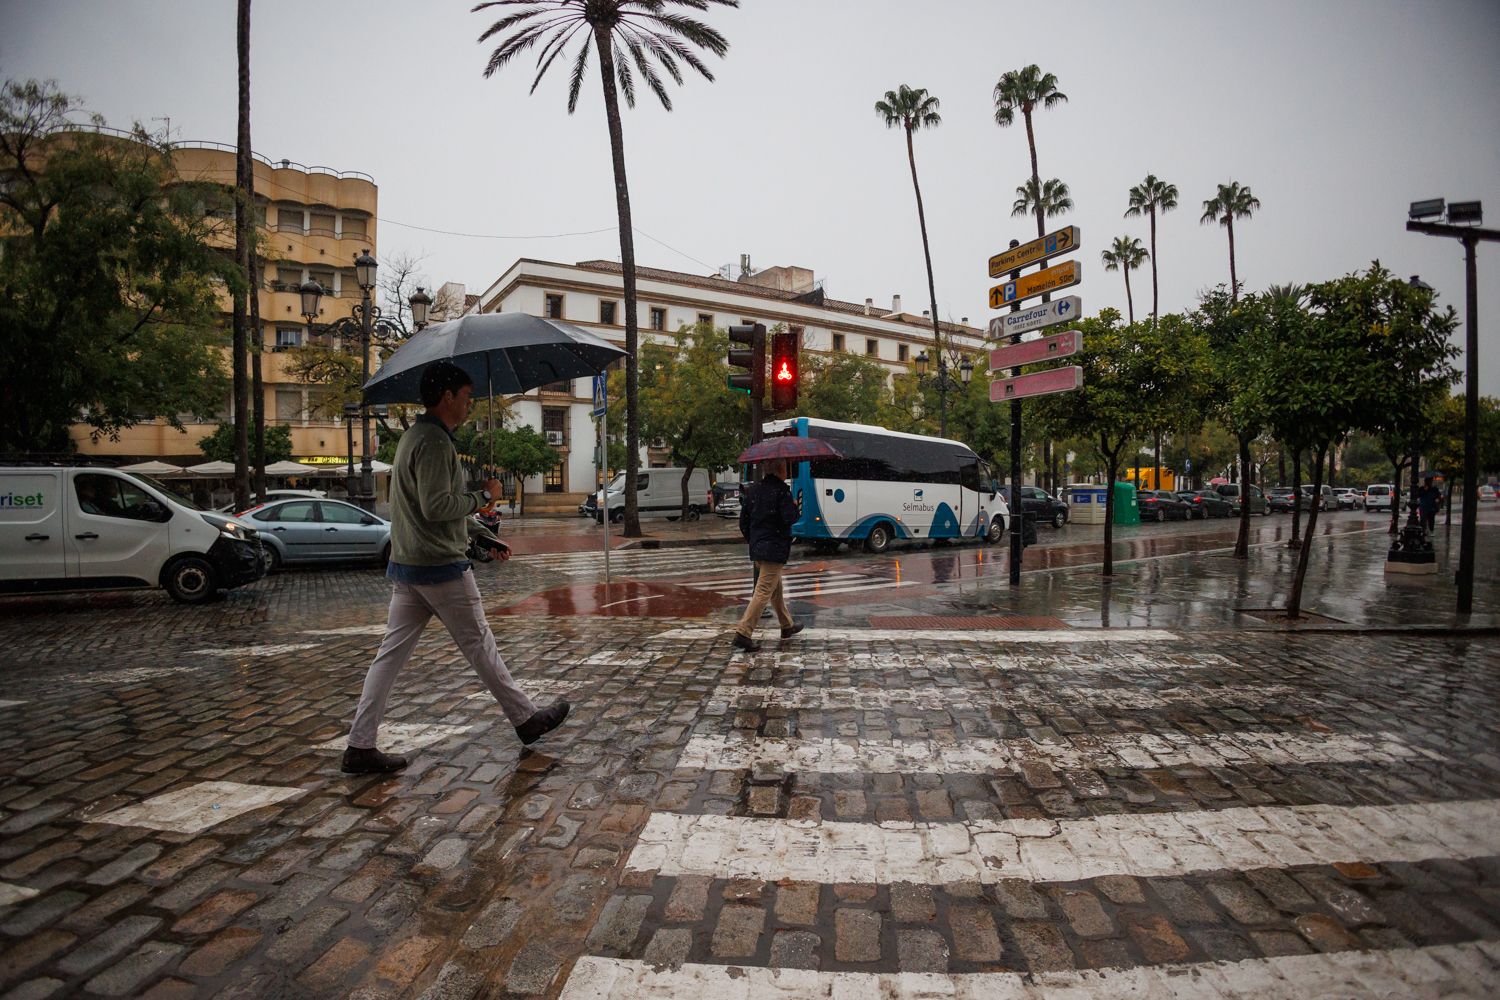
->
xmin=361 ymin=312 xmax=628 ymax=405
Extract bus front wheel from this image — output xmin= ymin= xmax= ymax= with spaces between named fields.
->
xmin=987 ymin=516 xmax=1005 ymax=544
xmin=865 ymin=522 xmax=893 ymax=554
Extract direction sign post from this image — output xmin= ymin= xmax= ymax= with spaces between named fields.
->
xmin=987 ymin=295 xmax=1082 ymax=340
xmin=989 ymin=260 xmax=1082 ymax=309
xmin=988 ymin=225 xmax=1079 ymax=277
xmin=989 ymin=365 xmax=1084 ymax=402
xmin=592 ymin=373 xmax=610 ymax=583
xmin=989 ymin=330 xmax=1081 ymax=372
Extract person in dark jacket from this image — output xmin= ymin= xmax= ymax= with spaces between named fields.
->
xmin=732 ymin=458 xmax=804 ymax=652
xmin=1417 ymin=477 xmax=1442 ymax=533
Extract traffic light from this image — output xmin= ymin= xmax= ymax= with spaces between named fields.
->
xmin=770 ymin=329 xmax=799 ymax=411
xmin=727 ymin=322 xmax=765 ymax=396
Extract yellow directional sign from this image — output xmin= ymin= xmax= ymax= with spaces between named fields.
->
xmin=988 ymin=226 xmax=1080 ymax=278
xmin=989 ymin=260 xmax=1082 ymax=309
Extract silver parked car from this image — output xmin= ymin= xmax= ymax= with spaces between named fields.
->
xmin=239 ymin=498 xmax=391 ymax=569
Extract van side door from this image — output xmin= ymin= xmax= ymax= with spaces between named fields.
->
xmin=67 ymin=471 xmax=173 ymax=585
xmin=0 ymin=470 xmax=66 ymax=583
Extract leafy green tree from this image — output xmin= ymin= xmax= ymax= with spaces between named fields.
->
xmin=1101 ymin=236 xmax=1148 ymax=325
xmin=796 ymin=353 xmax=892 ymax=425
xmin=1010 ymin=177 xmax=1072 ymax=220
xmin=1034 ymin=309 xmax=1140 ymax=575
xmin=993 ymin=64 xmax=1068 ymax=239
xmin=875 ymin=85 xmax=944 ymax=359
xmin=1124 ymin=174 xmax=1178 ymax=323
xmin=1200 ymin=181 xmax=1260 ymax=302
xmin=1197 ymin=288 xmax=1273 ymax=556
xmin=1133 ymin=313 xmax=1213 ymax=498
xmin=199 ymin=423 xmax=292 ymax=465
xmin=636 ymin=323 xmax=746 ymax=515
xmin=455 ymin=423 xmax=557 ymax=514
xmin=0 ymin=79 xmax=237 ymax=454
xmin=475 ymin=0 xmax=737 ymax=538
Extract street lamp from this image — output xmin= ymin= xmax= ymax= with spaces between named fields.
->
xmin=299 ymin=251 xmax=412 ymax=513
xmin=914 ymin=349 xmax=974 ymax=438
xmin=409 ymin=286 xmax=433 ymax=332
xmin=1406 ymin=199 xmax=1498 ymax=614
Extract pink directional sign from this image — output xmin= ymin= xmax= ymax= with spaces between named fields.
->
xmin=990 ymin=365 xmax=1083 ymax=402
xmin=989 ymin=330 xmax=1081 ymax=372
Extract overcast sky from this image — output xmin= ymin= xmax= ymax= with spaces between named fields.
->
xmin=5 ymin=0 xmax=1498 ymax=393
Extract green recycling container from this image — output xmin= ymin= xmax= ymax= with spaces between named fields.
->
xmin=1113 ymin=480 xmax=1140 ymax=525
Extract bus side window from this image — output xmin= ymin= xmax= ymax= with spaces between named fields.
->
xmin=960 ymin=462 xmax=982 ymax=492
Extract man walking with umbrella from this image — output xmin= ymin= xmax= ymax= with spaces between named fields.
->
xmin=732 ymin=457 xmax=805 ymax=653
xmin=341 ymin=362 xmax=569 ymax=774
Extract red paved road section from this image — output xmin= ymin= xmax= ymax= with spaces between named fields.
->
xmin=493 ymin=579 xmax=736 ymax=617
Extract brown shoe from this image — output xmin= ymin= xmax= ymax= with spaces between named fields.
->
xmin=732 ymin=633 xmax=761 ymax=653
xmin=779 ymin=622 xmax=805 ymax=639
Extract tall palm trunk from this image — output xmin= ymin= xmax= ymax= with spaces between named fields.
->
xmin=1227 ymin=217 xmax=1239 ymax=302
xmin=231 ymin=0 xmax=252 ymax=512
xmin=904 ymin=127 xmax=942 ymax=361
xmin=1023 ymin=113 xmax=1042 ymax=238
xmin=1122 ymin=265 xmax=1135 ymax=325
xmin=250 ymin=246 xmax=265 ymax=502
xmin=1148 ymin=207 xmax=1159 ymax=323
xmin=594 ymin=29 xmax=642 ymax=537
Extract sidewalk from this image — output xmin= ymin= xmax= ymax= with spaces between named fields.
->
xmin=494 ymin=511 xmax=740 ymax=556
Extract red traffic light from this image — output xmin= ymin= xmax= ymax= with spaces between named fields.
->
xmin=770 ymin=330 xmax=798 ymax=411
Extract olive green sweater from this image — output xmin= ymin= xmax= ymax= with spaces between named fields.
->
xmin=388 ymin=414 xmax=487 ymax=567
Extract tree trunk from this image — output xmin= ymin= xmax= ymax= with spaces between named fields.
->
xmin=1153 ymin=431 xmax=1162 ymax=492
xmin=1226 ymin=217 xmax=1238 ymax=302
xmin=680 ymin=463 xmax=695 ymax=519
xmin=1234 ymin=434 xmax=1252 ymax=558
xmin=1122 ymin=266 xmax=1134 ymax=325
xmin=1290 ymin=450 xmax=1303 ymax=547
xmin=1149 ymin=207 xmax=1159 ymax=324
xmin=1390 ymin=461 xmax=1404 ymax=535
xmin=1286 ymin=443 xmax=1327 ymax=619
xmin=231 ymin=0 xmax=252 ymax=513
xmin=905 ymin=127 xmax=942 ymax=361
xmin=1277 ymin=447 xmax=1286 ymax=489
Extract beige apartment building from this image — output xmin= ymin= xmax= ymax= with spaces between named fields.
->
xmin=469 ymin=256 xmax=986 ymax=515
xmin=69 ymin=141 xmax=379 ymax=466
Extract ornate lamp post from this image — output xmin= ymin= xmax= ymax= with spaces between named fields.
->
xmin=299 ymin=252 xmax=425 ymax=512
xmin=914 ymin=349 xmax=974 ymax=438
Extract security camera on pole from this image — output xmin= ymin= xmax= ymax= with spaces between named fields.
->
xmin=985 ymin=225 xmax=1085 ymax=584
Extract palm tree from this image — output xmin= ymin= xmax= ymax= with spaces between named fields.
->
xmin=1124 ymin=174 xmax=1178 ymax=323
xmin=1010 ymin=177 xmax=1072 ymax=220
xmin=231 ymin=0 xmax=253 ymax=513
xmin=1266 ymin=282 xmax=1307 ymax=307
xmin=1200 ymin=181 xmax=1261 ymax=302
xmin=993 ymin=65 xmax=1068 ymax=239
xmin=475 ymin=0 xmax=736 ymax=537
xmin=1101 ymin=236 xmax=1148 ymax=325
xmin=875 ymin=85 xmax=943 ymax=360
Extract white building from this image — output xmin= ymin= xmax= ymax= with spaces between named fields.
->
xmin=467 ymin=257 xmax=986 ymax=514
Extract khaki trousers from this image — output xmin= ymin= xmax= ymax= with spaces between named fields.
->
xmin=734 ymin=561 xmax=793 ymax=638
xmin=348 ymin=571 xmax=537 ymax=749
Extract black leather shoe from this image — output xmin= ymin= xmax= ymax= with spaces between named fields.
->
xmin=732 ymin=633 xmax=761 ymax=653
xmin=780 ymin=622 xmax=805 ymax=639
xmin=516 ymin=700 xmax=570 ymax=746
xmin=341 ymin=746 xmax=408 ymax=774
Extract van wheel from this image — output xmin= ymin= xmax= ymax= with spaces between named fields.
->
xmin=865 ymin=522 xmax=893 ymax=554
xmin=667 ymin=515 xmax=680 ymax=522
xmin=685 ymin=506 xmax=701 ymax=522
xmin=987 ymin=516 xmax=1005 ymax=544
xmin=163 ymin=556 xmax=217 ymax=605
xmin=609 ymin=509 xmax=624 ymax=524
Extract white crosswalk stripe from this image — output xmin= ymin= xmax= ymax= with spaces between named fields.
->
xmin=674 ymin=730 xmax=1424 ymax=774
xmin=560 ymin=942 xmax=1500 ymax=999
xmin=654 ymin=626 xmax=1182 ymax=644
xmin=624 ymin=799 xmax=1500 ymax=885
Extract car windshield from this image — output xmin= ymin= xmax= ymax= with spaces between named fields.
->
xmin=123 ymin=473 xmax=205 ymax=510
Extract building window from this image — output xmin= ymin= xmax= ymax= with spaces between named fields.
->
xmin=697 ymin=313 xmax=714 ymax=328
xmin=543 ymin=461 xmax=564 ymax=493
xmin=832 ymin=333 xmax=845 ymax=352
xmin=542 ymin=407 xmax=568 ymax=447
xmin=340 ymin=215 xmax=367 ymax=238
xmin=309 ymin=211 xmax=336 ymax=236
xmin=540 ymin=379 xmax=572 ymax=395
xmin=545 ymin=293 xmax=564 ymax=319
xmin=600 ymin=300 xmax=617 ymax=325
xmin=276 ymin=328 xmax=302 ymax=349
xmin=275 ymin=267 xmax=302 ymax=291
xmin=649 ymin=307 xmax=667 ymax=331
xmin=866 ymin=338 xmax=879 ymax=357
xmin=275 ymin=206 xmax=304 ymax=232
xmin=898 ymin=343 xmax=909 ymax=362
xmin=275 ymin=390 xmax=303 ymax=422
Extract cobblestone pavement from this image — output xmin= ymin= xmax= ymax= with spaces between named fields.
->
xmin=0 ymin=523 xmax=1497 ymax=998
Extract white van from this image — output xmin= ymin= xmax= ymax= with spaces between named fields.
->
xmin=0 ymin=466 xmax=269 ymax=604
xmin=590 ymin=467 xmax=711 ymax=523
xmin=1364 ymin=483 xmax=1394 ymax=512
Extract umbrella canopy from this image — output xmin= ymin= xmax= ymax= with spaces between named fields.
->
xmin=738 ymin=437 xmax=842 ymax=464
xmin=185 ymin=461 xmax=236 ymax=476
xmin=263 ymin=460 xmax=320 ymax=476
xmin=1208 ymin=476 xmax=1230 ymax=485
xmin=362 ymin=312 xmax=628 ymax=405
xmin=118 ymin=460 xmax=186 ymax=476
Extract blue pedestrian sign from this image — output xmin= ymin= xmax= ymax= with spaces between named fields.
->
xmin=591 ymin=374 xmax=607 ymax=417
